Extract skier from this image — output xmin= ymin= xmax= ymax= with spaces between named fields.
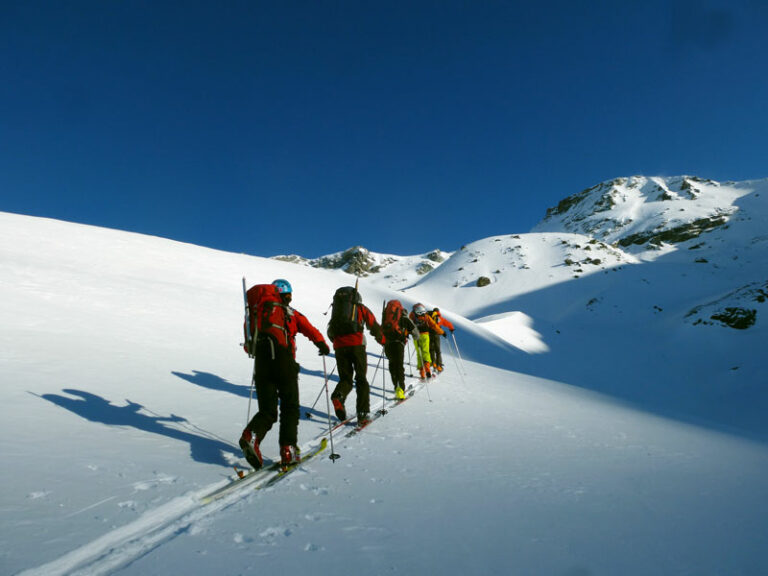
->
xmin=409 ymin=303 xmax=444 ymax=379
xmin=429 ymin=307 xmax=455 ymax=373
xmin=240 ymin=279 xmax=330 ymax=470
xmin=381 ymin=300 xmax=419 ymax=400
xmin=327 ymin=286 xmax=383 ymax=426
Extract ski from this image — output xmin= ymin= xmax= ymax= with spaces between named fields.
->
xmin=255 ymin=437 xmax=328 ymax=490
xmin=344 ymin=410 xmax=385 ymax=437
xmin=200 ymin=459 xmax=279 ymax=504
xmin=322 ymin=381 xmax=424 ymax=442
xmin=330 ymin=415 xmax=355 ymax=433
xmin=201 ymin=438 xmax=329 ymax=503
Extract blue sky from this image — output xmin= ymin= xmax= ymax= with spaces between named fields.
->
xmin=2 ymin=1 xmax=766 ymax=258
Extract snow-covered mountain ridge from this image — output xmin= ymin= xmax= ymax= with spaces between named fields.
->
xmin=534 ymin=175 xmax=750 ymax=250
xmin=275 ymin=176 xmax=767 ymax=334
xmin=273 ymin=245 xmax=452 ymax=291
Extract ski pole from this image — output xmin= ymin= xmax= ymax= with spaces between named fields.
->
xmin=423 ymin=371 xmax=433 ymax=402
xmin=379 ymin=347 xmax=388 ymax=416
xmin=451 ymin=332 xmax=467 ymax=374
xmin=446 ymin=334 xmax=467 ymax=386
xmin=406 ymin=338 xmax=414 ymax=377
xmin=446 ymin=333 xmax=461 ymax=373
xmin=245 ymin=357 xmax=257 ymax=426
xmin=379 ymin=300 xmax=388 ymax=416
xmin=305 ymin=362 xmax=337 ymax=418
xmin=422 ymin=337 xmax=433 ymax=402
xmin=323 ymin=356 xmax=341 ymax=462
xmin=370 ymin=351 xmax=384 ymax=387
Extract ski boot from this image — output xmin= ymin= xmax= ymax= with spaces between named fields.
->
xmin=332 ymin=396 xmax=347 ymax=421
xmin=280 ymin=445 xmax=301 ymax=469
xmin=395 ymin=386 xmax=406 ymax=401
xmin=239 ymin=428 xmax=263 ymax=470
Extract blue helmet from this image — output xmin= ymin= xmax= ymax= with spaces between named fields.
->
xmin=272 ymin=279 xmax=292 ymax=294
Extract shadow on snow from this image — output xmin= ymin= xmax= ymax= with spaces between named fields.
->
xmin=38 ymin=389 xmax=240 ymax=467
xmin=172 ymin=370 xmax=251 ymax=399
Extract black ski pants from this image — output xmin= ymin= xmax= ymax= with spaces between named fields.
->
xmin=247 ymin=337 xmax=300 ymax=447
xmin=331 ymin=345 xmax=370 ymax=415
xmin=384 ymin=339 xmax=406 ymax=390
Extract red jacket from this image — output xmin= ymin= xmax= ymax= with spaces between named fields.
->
xmin=329 ymin=304 xmax=383 ymax=349
xmin=246 ymin=306 xmax=326 ymax=359
xmin=284 ymin=308 xmax=327 ymax=357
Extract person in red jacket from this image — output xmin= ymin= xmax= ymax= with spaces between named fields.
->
xmin=381 ymin=299 xmax=419 ymax=400
xmin=429 ymin=307 xmax=455 ymax=373
xmin=240 ymin=279 xmax=330 ymax=470
xmin=327 ymin=286 xmax=383 ymax=426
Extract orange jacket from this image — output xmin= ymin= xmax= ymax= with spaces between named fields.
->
xmin=431 ymin=311 xmax=454 ymax=333
xmin=410 ymin=311 xmax=444 ymax=337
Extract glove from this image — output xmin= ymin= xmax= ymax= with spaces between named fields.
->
xmin=442 ymin=332 xmax=447 ymax=338
xmin=316 ymin=341 xmax=331 ymax=356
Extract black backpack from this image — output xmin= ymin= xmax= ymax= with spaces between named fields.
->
xmin=328 ymin=286 xmax=363 ymax=338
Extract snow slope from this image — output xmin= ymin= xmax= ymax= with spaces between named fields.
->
xmin=2 ymin=173 xmax=767 ymax=575
xmin=402 ymin=176 xmax=768 ymax=437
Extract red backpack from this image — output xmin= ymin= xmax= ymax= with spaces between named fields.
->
xmin=382 ymin=299 xmax=406 ymax=338
xmin=245 ymin=284 xmax=292 ymax=349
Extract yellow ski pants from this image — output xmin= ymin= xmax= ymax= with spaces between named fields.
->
xmin=413 ymin=333 xmax=431 ymax=368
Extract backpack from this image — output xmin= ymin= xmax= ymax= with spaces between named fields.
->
xmin=328 ymin=286 xmax=362 ymax=338
xmin=245 ymin=284 xmax=292 ymax=348
xmin=413 ymin=311 xmax=431 ymax=334
xmin=382 ymin=300 xmax=406 ymax=339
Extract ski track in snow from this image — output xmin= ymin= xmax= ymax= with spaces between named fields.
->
xmin=17 ymin=382 xmax=429 ymax=576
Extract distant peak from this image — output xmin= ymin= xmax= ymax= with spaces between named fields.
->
xmin=534 ymin=175 xmax=746 ymax=251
